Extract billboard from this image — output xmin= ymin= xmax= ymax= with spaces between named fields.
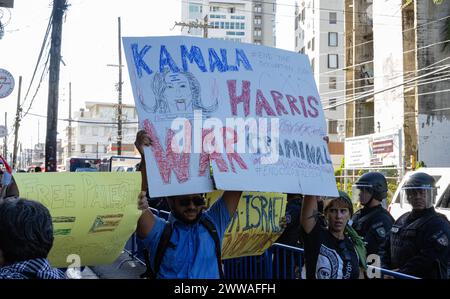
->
xmin=345 ymin=130 xmax=401 ymax=169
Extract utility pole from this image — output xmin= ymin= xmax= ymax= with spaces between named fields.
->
xmin=68 ymin=82 xmax=72 ymax=157
xmin=203 ymin=15 xmax=208 ymax=38
xmin=12 ymin=76 xmax=22 ymax=169
xmin=117 ymin=16 xmax=123 ymax=155
xmin=45 ymin=0 xmax=67 ymax=172
xmin=3 ymin=112 xmax=6 ymax=158
xmin=172 ymin=18 xmax=212 ymax=37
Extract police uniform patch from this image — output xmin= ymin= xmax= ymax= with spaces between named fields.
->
xmin=436 ymin=235 xmax=448 ymax=247
xmin=376 ymin=227 xmax=386 ymax=238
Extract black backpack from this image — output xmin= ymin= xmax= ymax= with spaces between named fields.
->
xmin=140 ymin=217 xmax=224 ymax=279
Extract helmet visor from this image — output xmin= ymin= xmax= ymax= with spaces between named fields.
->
xmin=400 ymin=186 xmax=436 ymax=209
xmin=351 ymin=184 xmax=374 ymax=205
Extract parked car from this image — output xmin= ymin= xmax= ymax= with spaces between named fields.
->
xmin=112 ymin=166 xmax=135 ymax=172
xmin=75 ymin=167 xmax=98 ymax=172
xmin=388 ymin=167 xmax=450 ymax=220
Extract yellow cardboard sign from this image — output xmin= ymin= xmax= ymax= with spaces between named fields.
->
xmin=14 ymin=172 xmax=141 ymax=268
xmin=205 ymin=191 xmax=287 ymax=259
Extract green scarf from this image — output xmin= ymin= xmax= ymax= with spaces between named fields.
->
xmin=345 ymin=225 xmax=367 ymax=269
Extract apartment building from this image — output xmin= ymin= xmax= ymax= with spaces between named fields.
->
xmin=181 ymin=0 xmax=276 ymax=46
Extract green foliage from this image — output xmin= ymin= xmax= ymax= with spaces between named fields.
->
xmin=415 ymin=161 xmax=427 ymax=170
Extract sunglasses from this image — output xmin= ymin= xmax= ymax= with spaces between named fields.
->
xmin=178 ymin=196 xmax=205 ymax=207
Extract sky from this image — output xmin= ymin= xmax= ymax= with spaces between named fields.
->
xmin=0 ymin=0 xmax=296 ymax=152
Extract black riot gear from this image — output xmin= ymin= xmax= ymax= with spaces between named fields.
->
xmin=401 ymin=172 xmax=437 ymax=209
xmin=352 ymin=172 xmax=388 ymax=206
xmin=381 ymin=207 xmax=450 ymax=279
xmin=404 ymin=172 xmax=436 ymax=188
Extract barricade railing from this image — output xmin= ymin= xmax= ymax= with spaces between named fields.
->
xmin=122 ymin=208 xmax=419 ymax=279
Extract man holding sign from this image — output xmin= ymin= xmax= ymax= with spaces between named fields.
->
xmin=135 ymin=130 xmax=241 ymax=279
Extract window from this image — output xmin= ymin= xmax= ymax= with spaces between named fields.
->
xmin=328 ymin=54 xmax=339 ymax=69
xmin=300 ymin=47 xmax=305 ymax=54
xmin=220 ymin=22 xmax=225 ymax=28
xmin=225 ymin=22 xmax=230 ymax=29
xmin=255 ymin=5 xmax=262 ymax=13
xmin=311 ymin=58 xmax=315 ymax=73
xmin=311 ymin=37 xmax=315 ymax=51
xmin=301 ymin=8 xmax=305 ymax=22
xmin=329 ymin=77 xmax=337 ymax=89
xmin=254 ymin=17 xmax=262 ymax=25
xmin=189 ymin=3 xmax=202 ymax=19
xmin=80 ymin=144 xmax=86 ymax=153
xmin=328 ymin=32 xmax=338 ymax=47
xmin=307 ymin=40 xmax=311 ymax=49
xmin=329 ymin=98 xmax=337 ymax=110
xmin=240 ymin=23 xmax=245 ymax=30
xmin=211 ymin=6 xmax=219 ymax=12
xmin=230 ymin=22 xmax=235 ymax=29
xmin=328 ymin=120 xmax=338 ymax=134
xmin=329 ymin=12 xmax=337 ymax=24
xmin=228 ymin=7 xmax=235 ymax=13
xmin=236 ymin=31 xmax=245 ymax=36
xmin=254 ymin=29 xmax=262 ymax=37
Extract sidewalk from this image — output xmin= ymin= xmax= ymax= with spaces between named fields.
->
xmin=88 ymin=251 xmax=147 ymax=279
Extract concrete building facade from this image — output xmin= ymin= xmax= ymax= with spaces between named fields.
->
xmin=181 ymin=0 xmax=276 ymax=46
xmin=295 ymin=0 xmax=346 ymax=143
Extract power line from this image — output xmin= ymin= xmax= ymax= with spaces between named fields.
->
xmin=21 ymin=15 xmax=53 ymax=109
xmin=319 ymin=68 xmax=450 ymax=99
xmin=21 ymin=51 xmax=51 ymax=120
xmin=324 ymin=64 xmax=450 ymax=110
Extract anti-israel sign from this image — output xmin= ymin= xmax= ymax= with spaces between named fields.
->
xmin=124 ymin=36 xmax=338 ymax=197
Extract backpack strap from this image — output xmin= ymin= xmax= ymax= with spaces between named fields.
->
xmin=140 ymin=221 xmax=172 ymax=279
xmin=200 ymin=217 xmax=224 ymax=279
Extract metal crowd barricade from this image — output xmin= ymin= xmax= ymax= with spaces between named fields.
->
xmin=121 ymin=208 xmax=419 ymax=279
xmin=223 ymin=243 xmax=304 ymax=279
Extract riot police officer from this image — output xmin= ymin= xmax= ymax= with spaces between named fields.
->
xmin=351 ymin=172 xmax=394 ymax=256
xmin=381 ymin=172 xmax=450 ymax=278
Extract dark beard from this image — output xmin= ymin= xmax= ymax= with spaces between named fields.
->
xmin=172 ymin=209 xmax=202 ymax=225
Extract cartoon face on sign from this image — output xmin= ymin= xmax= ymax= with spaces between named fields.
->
xmin=144 ymin=68 xmax=217 ymax=114
xmin=163 ymin=72 xmax=193 ymax=112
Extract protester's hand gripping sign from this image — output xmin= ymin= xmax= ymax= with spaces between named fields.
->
xmin=123 ymin=36 xmax=338 ymax=197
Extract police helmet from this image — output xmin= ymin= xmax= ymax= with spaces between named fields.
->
xmin=403 ymin=172 xmax=436 ymax=189
xmin=401 ymin=172 xmax=437 ymax=209
xmin=352 ymin=172 xmax=388 ymax=205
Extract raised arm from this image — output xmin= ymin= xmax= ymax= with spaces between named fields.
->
xmin=221 ymin=191 xmax=242 ymax=217
xmin=134 ymin=129 xmax=156 ymax=239
xmin=301 ymin=195 xmax=319 ymax=234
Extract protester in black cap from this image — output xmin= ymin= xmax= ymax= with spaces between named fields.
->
xmin=301 ymin=191 xmax=366 ymax=279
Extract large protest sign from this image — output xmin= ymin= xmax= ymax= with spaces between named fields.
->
xmin=205 ymin=191 xmax=287 ymax=259
xmin=14 ymin=172 xmax=141 ymax=267
xmin=123 ymin=36 xmax=338 ymax=197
